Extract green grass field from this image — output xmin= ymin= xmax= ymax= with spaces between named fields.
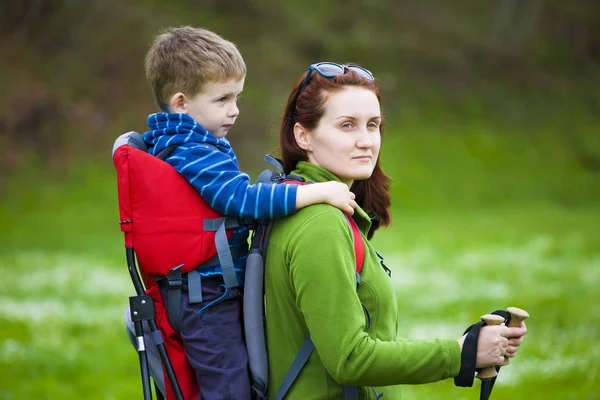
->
xmin=1 ymin=124 xmax=599 ymax=399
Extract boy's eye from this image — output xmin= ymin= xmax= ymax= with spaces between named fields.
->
xmin=217 ymin=97 xmax=228 ymax=103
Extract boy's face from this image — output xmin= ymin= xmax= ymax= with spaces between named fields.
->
xmin=183 ymin=78 xmax=245 ymax=138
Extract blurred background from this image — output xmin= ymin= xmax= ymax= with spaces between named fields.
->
xmin=0 ymin=0 xmax=598 ymax=399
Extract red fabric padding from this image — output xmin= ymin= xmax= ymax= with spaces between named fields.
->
xmin=345 ymin=213 xmax=365 ymax=274
xmin=114 ymin=145 xmax=134 ymax=248
xmin=113 ymin=144 xmax=232 ymax=276
xmin=146 ymin=285 xmax=200 ymax=400
xmin=282 ymin=180 xmax=365 ymax=274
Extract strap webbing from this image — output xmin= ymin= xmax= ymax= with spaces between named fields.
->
xmin=273 ymin=336 xmax=315 ymax=400
xmin=454 ymin=321 xmax=482 ymax=388
xmin=155 ymin=245 xmax=248 ymax=334
xmin=166 ymin=265 xmax=183 ymax=333
xmin=203 ymin=217 xmax=241 ymax=231
xmin=273 ymin=334 xmax=361 ymax=400
xmin=187 ymin=270 xmax=202 ymax=304
xmin=213 ymin=217 xmax=239 ymax=288
xmin=342 ymin=385 xmax=359 ymax=400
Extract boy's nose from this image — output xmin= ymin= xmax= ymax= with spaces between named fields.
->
xmin=228 ymin=104 xmax=240 ymax=118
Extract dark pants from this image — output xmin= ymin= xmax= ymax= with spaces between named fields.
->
xmin=159 ymin=275 xmax=251 ymax=400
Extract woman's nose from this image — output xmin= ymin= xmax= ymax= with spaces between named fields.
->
xmin=356 ymin=128 xmax=373 ymax=148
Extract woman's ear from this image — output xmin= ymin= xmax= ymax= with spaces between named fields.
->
xmin=293 ymin=122 xmax=312 ymax=152
xmin=169 ymin=92 xmax=186 ymax=113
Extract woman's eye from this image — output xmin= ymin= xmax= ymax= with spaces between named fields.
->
xmin=368 ymin=122 xmax=379 ymax=129
xmin=341 ymin=122 xmax=353 ymax=129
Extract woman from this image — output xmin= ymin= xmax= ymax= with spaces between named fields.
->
xmin=264 ymin=63 xmax=527 ymax=399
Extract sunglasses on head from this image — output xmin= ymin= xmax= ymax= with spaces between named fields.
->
xmin=299 ymin=62 xmax=374 ymax=93
xmin=293 ymin=62 xmax=374 ymax=121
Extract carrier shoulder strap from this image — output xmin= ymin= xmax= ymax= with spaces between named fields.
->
xmin=155 ymin=144 xmax=179 ymax=161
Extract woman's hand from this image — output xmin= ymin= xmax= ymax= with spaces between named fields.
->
xmin=456 ymin=322 xmax=527 ymax=369
xmin=473 ymin=323 xmax=527 ymax=368
xmin=505 ymin=321 xmax=527 ymax=359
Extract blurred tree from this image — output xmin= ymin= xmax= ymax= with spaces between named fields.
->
xmin=0 ymin=0 xmax=597 ymax=179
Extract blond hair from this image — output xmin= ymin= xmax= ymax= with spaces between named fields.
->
xmin=145 ymin=26 xmax=246 ymax=110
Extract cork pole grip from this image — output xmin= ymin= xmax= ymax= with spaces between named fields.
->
xmin=500 ymin=307 xmax=529 ymax=366
xmin=476 ymin=314 xmax=505 ymax=381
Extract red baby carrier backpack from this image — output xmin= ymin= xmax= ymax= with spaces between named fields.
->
xmin=113 ymin=131 xmax=244 ymax=400
xmin=113 ymin=131 xmax=366 ymax=400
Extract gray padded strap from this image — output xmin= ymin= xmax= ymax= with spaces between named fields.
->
xmin=112 ymin=131 xmax=146 ymax=156
xmin=214 ymin=218 xmax=239 ymax=288
xmin=187 ymin=270 xmax=202 ymax=304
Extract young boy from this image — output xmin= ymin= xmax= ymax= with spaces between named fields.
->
xmin=143 ymin=26 xmax=356 ymax=399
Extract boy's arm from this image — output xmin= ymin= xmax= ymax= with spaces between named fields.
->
xmin=170 ymin=144 xmax=294 ymax=219
xmin=170 ymin=144 xmax=356 ymax=219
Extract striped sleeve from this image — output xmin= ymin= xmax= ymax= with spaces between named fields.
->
xmin=168 ymin=144 xmax=298 ymax=219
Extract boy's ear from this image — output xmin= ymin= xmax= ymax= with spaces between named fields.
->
xmin=293 ymin=122 xmax=312 ymax=152
xmin=170 ymin=92 xmax=186 ymax=113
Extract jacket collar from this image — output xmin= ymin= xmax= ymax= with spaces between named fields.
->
xmin=291 ymin=161 xmax=372 ymax=234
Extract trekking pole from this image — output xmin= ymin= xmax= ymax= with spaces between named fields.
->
xmin=475 ymin=314 xmax=505 ymax=381
xmin=499 ymin=307 xmax=529 ymax=366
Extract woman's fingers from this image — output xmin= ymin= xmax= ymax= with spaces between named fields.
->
xmin=506 ymin=338 xmax=522 ymax=358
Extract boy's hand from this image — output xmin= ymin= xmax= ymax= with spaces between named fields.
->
xmin=295 ymin=181 xmax=357 ymax=214
xmin=321 ymin=181 xmax=357 ymax=214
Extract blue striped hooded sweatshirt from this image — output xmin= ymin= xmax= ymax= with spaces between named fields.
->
xmin=143 ymin=113 xmax=299 ymax=278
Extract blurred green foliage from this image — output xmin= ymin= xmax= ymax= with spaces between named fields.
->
xmin=0 ymin=0 xmax=598 ymax=173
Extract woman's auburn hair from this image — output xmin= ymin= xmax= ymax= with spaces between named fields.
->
xmin=279 ymin=69 xmax=392 ymax=239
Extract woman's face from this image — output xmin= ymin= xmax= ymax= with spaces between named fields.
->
xmin=295 ymin=86 xmax=382 ymax=186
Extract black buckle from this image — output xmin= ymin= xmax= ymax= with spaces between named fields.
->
xmin=168 ymin=278 xmax=183 ymax=289
xmin=167 ymin=264 xmax=184 ymax=289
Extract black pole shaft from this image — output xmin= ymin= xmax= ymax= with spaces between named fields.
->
xmin=127 ymin=248 xmax=146 ymax=296
xmin=134 ymin=320 xmax=153 ymax=400
xmin=126 ymin=248 xmax=184 ymax=400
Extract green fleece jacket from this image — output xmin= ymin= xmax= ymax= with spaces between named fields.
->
xmin=264 ymin=162 xmax=461 ymax=399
